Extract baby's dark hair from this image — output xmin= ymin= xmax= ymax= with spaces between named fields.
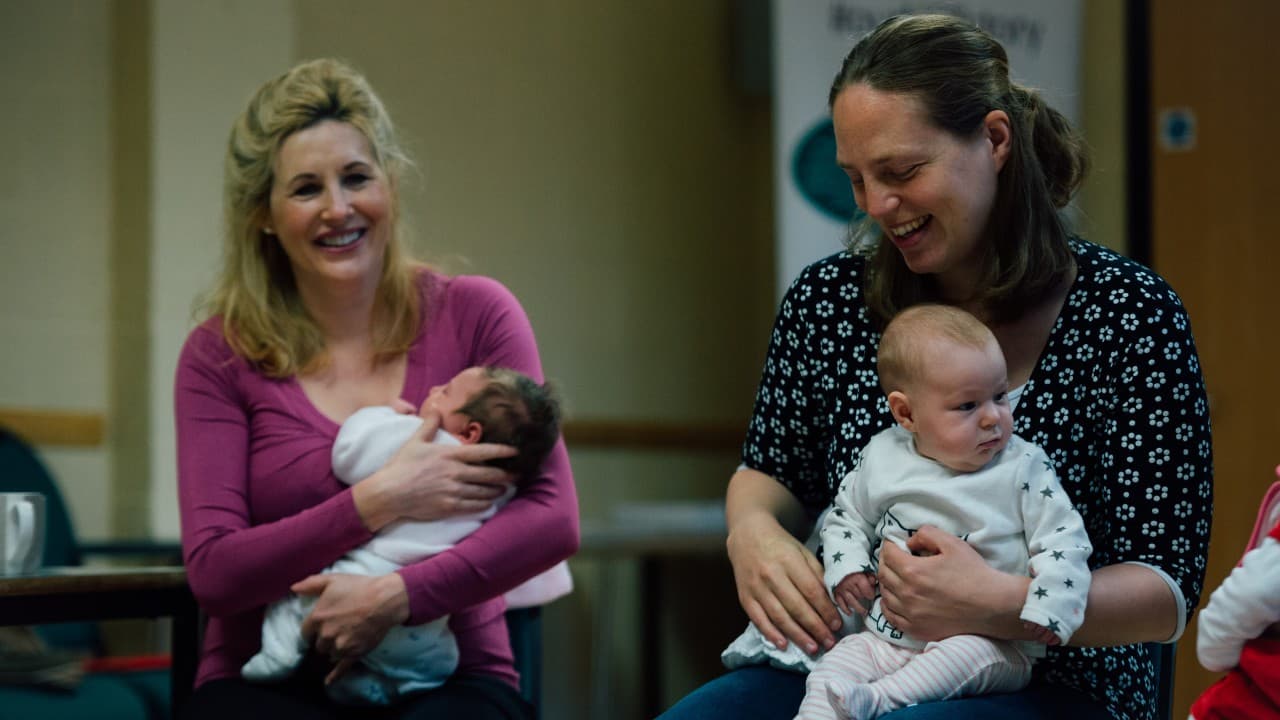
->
xmin=457 ymin=367 xmax=562 ymax=477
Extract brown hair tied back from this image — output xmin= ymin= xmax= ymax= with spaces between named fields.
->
xmin=829 ymin=14 xmax=1088 ymax=327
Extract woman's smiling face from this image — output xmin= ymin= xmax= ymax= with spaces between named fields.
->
xmin=832 ymin=83 xmax=1010 ymax=300
xmin=267 ymin=120 xmax=391 ymax=294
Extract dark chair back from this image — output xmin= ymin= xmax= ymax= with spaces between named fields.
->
xmin=0 ymin=429 xmax=82 ymax=567
xmin=0 ymin=428 xmax=98 ymax=651
xmin=1148 ymin=641 xmax=1176 ymax=720
xmin=0 ymin=428 xmax=173 ymax=720
xmin=505 ymin=605 xmax=542 ymax=716
xmin=2 ymin=427 xmax=546 ymax=717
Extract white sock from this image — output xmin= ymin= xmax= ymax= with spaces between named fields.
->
xmin=826 ymin=677 xmax=879 ymax=720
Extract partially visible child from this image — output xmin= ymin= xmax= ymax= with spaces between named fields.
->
xmin=797 ymin=304 xmax=1093 ymax=720
xmin=1190 ymin=467 xmax=1280 ymax=720
xmin=241 ymin=366 xmax=565 ymax=705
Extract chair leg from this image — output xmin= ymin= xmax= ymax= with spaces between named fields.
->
xmin=506 ymin=606 xmax=543 ymax=719
xmin=170 ymin=588 xmax=201 ymax=716
xmin=1148 ymin=641 xmax=1175 ymax=720
xmin=524 ymin=607 xmax=542 ymax=718
xmin=1159 ymin=642 xmax=1176 ymax=720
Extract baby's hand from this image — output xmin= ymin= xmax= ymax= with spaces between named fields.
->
xmin=833 ymin=572 xmax=877 ymax=616
xmin=390 ymin=398 xmax=416 ymax=414
xmin=1023 ymin=621 xmax=1061 ymax=646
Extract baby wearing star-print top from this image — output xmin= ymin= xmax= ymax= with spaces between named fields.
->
xmin=241 ymin=366 xmax=565 ymax=706
xmin=798 ymin=305 xmax=1093 ymax=720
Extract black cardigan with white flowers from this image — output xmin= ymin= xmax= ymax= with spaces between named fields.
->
xmin=741 ymin=239 xmax=1212 ymax=720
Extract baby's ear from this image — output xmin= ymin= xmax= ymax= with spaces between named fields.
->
xmin=887 ymin=391 xmax=914 ymax=430
xmin=458 ymin=420 xmax=484 ymax=445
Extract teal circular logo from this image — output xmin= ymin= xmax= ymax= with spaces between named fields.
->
xmin=791 ymin=118 xmax=863 ymax=224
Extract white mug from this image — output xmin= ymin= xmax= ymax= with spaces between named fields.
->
xmin=0 ymin=492 xmax=45 ymax=576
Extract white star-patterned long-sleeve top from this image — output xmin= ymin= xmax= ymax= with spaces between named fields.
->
xmin=822 ymin=426 xmax=1093 ymax=656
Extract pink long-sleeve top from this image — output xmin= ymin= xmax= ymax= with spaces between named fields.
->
xmin=174 ymin=270 xmax=579 ymax=689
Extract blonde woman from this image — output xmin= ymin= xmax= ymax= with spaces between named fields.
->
xmin=174 ymin=59 xmax=577 ymax=719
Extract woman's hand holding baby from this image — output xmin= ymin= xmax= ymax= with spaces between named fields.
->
xmin=877 ymin=526 xmax=1029 ymax=643
xmin=294 ymin=572 xmax=411 ymax=685
xmin=727 ymin=513 xmax=840 ymax=656
xmin=352 ymin=412 xmax=517 ymax=532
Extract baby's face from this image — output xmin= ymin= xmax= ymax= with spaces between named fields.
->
xmin=906 ymin=338 xmax=1013 ymax=472
xmin=422 ymin=367 xmax=488 ymax=437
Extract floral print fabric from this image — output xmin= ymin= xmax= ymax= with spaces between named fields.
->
xmin=741 ymin=239 xmax=1212 ymax=720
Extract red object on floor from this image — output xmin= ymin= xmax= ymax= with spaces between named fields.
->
xmin=83 ymin=654 xmax=172 ymax=672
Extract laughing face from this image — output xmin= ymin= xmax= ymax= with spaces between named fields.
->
xmin=266 ymin=120 xmax=391 ymax=296
xmin=832 ymin=84 xmax=1010 ymax=300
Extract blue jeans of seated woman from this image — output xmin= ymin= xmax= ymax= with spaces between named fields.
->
xmin=655 ymin=666 xmax=1108 ymax=720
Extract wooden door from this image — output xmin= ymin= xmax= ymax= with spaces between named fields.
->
xmin=1149 ymin=1 xmax=1280 ymax=716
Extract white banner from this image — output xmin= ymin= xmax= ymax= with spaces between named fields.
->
xmin=772 ymin=0 xmax=1082 ymax=297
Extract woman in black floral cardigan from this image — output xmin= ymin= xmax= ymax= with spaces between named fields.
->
xmin=660 ymin=14 xmax=1211 ymax=720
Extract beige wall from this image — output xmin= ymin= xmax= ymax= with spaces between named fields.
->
xmin=148 ymin=0 xmax=295 ymax=539
xmin=1077 ymin=0 xmax=1128 ymax=252
xmin=288 ymin=0 xmax=776 ymax=515
xmin=0 ymin=1 xmax=1127 ymax=716
xmin=0 ymin=0 xmax=1130 ymax=538
xmin=0 ymin=0 xmax=113 ymax=538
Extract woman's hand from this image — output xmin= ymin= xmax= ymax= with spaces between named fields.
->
xmin=353 ymin=412 xmax=518 ymax=531
xmin=727 ymin=512 xmax=841 ymax=655
xmin=295 ymin=572 xmax=410 ymax=685
xmin=876 ymin=525 xmax=1028 ymax=642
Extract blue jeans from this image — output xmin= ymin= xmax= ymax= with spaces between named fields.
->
xmin=656 ymin=666 xmax=1108 ymax=720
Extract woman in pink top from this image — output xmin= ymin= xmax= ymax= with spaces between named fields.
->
xmin=174 ymin=58 xmax=578 ymax=719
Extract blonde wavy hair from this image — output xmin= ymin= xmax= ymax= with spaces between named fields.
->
xmin=201 ymin=58 xmax=422 ymax=377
